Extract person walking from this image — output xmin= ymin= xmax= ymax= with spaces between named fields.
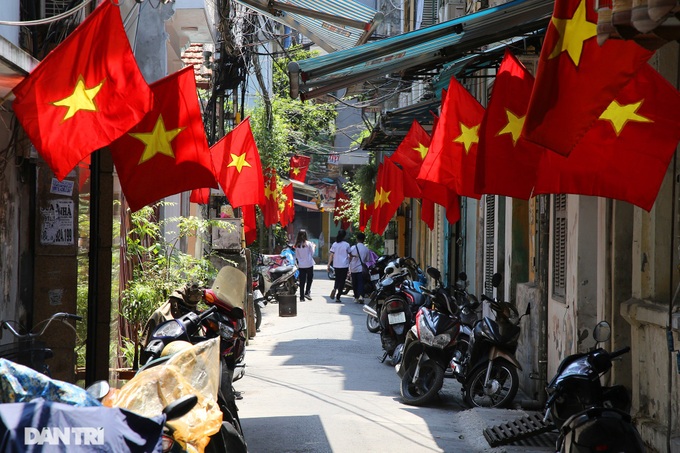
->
xmin=348 ymin=232 xmax=371 ymax=304
xmin=294 ymin=229 xmax=316 ymax=302
xmin=328 ymin=229 xmax=350 ymax=303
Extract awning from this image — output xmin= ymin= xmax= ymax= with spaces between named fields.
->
xmin=289 ymin=0 xmax=553 ymax=100
xmin=234 ymin=0 xmax=383 ymax=53
xmin=360 ymin=98 xmax=439 ymax=153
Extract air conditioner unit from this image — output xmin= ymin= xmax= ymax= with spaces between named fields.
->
xmin=439 ymin=0 xmax=465 ymax=21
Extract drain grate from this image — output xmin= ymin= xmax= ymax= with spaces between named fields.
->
xmin=484 ymin=413 xmax=557 ymax=448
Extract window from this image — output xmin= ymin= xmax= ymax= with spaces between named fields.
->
xmin=552 ymin=194 xmax=567 ymax=299
xmin=484 ymin=195 xmax=495 ymax=297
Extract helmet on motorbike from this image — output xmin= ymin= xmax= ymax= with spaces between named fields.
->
xmin=161 ymin=340 xmax=193 ymax=357
xmin=180 ymin=282 xmax=203 ymax=309
xmin=557 ymin=407 xmax=645 ymax=453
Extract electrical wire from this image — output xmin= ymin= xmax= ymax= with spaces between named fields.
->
xmin=0 ymin=0 xmax=94 ymax=26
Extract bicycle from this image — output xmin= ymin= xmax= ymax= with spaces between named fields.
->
xmin=0 ymin=312 xmax=82 ymax=376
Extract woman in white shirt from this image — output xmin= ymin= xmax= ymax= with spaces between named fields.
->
xmin=327 ymin=229 xmax=350 ymax=303
xmin=294 ymin=229 xmax=316 ymax=302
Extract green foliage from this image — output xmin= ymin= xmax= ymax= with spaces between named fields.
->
xmin=117 ymin=204 xmax=220 ymax=368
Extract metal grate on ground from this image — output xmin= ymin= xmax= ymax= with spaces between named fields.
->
xmin=484 ymin=412 xmax=558 ymax=448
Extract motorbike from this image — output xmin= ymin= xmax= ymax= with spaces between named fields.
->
xmin=398 ymin=270 xmax=529 ymax=408
xmin=544 ymin=320 xmax=644 ymax=452
xmin=363 ymin=256 xmax=424 ymax=334
xmin=0 ymin=358 xmax=198 ymax=453
xmin=142 ymin=266 xmax=249 ymax=452
xmin=254 ymin=245 xmax=299 ymax=303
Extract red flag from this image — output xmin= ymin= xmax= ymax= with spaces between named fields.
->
xmin=418 ymin=77 xmax=484 ymax=199
xmin=280 ymin=183 xmax=295 ymax=227
xmin=242 ymin=204 xmax=257 ymax=245
xmin=359 ymin=201 xmax=373 ymax=232
xmin=534 ymin=64 xmax=680 ymax=211
xmin=12 ymin=1 xmax=153 ymax=181
xmin=190 ymin=187 xmax=211 ymax=204
xmin=371 ymin=158 xmax=405 ymax=235
xmin=212 ymin=118 xmax=265 ymax=208
xmin=391 ymin=120 xmax=432 ymax=176
xmin=333 ymin=191 xmax=351 ymax=229
xmin=289 ymin=155 xmax=311 ymax=182
xmin=77 ymin=155 xmax=90 ymax=191
xmin=522 ymin=0 xmax=653 ymax=156
xmin=475 ymin=50 xmax=544 ymax=199
xmin=109 ymin=67 xmax=216 ymax=212
xmin=262 ymin=168 xmax=280 ymax=227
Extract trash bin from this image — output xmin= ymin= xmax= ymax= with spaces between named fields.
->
xmin=278 ymin=294 xmax=297 ymax=317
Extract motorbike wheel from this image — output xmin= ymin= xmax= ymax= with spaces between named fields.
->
xmin=366 ymin=315 xmax=380 ymax=333
xmin=463 ymin=358 xmax=519 ymax=409
xmin=254 ymin=303 xmax=262 ymax=331
xmin=399 ymin=359 xmax=444 ymax=406
xmin=205 ymin=421 xmax=248 ymax=453
xmin=285 ymin=278 xmax=297 ymax=295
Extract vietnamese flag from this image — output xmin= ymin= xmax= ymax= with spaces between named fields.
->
xmin=190 ymin=187 xmax=211 ymax=204
xmin=371 ymin=158 xmax=405 ymax=235
xmin=359 ymin=201 xmax=373 ymax=232
xmin=289 ymin=155 xmax=311 ymax=182
xmin=242 ymin=204 xmax=257 ymax=245
xmin=109 ymin=67 xmax=216 ymax=212
xmin=421 ymin=198 xmax=435 ymax=230
xmin=12 ymin=1 xmax=153 ymax=181
xmin=262 ymin=168 xmax=280 ymax=227
xmin=522 ymin=0 xmax=653 ymax=156
xmin=475 ymin=50 xmax=544 ymax=199
xmin=418 ymin=77 xmax=484 ymax=199
xmin=280 ymin=183 xmax=295 ymax=227
xmin=212 ymin=117 xmax=265 ymax=208
xmin=533 ymin=64 xmax=680 ymax=211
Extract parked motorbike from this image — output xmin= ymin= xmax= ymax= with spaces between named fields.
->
xmin=0 ymin=358 xmax=197 ymax=453
xmin=254 ymin=245 xmax=299 ymax=303
xmin=398 ymin=270 xmax=529 ymax=408
xmin=544 ymin=320 xmax=644 ymax=452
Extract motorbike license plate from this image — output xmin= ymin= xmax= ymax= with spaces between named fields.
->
xmin=388 ymin=311 xmax=406 ymax=325
xmin=371 ymin=274 xmax=380 ymax=281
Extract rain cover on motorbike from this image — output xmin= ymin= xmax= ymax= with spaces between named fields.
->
xmin=206 ymin=266 xmax=247 ymax=317
xmin=109 ymin=338 xmax=223 ymax=453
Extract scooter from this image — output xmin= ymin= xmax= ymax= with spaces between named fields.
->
xmin=544 ymin=321 xmax=645 ymax=452
xmin=398 ymin=270 xmax=529 ymax=408
xmin=254 ymin=245 xmax=299 ymax=303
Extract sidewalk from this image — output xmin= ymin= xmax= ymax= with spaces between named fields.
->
xmin=239 ymin=266 xmax=557 ymax=452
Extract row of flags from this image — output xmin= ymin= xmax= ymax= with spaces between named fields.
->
xmin=350 ymin=0 xmax=680 ymax=234
xmin=10 ymin=1 xmax=316 ymax=245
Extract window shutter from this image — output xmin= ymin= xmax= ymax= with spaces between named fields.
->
xmin=484 ymin=195 xmax=495 ymax=297
xmin=552 ymin=194 xmax=567 ymax=299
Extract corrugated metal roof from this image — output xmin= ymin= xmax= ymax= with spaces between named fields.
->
xmin=289 ymin=0 xmax=553 ymax=100
xmin=234 ymin=0 xmax=382 ymax=53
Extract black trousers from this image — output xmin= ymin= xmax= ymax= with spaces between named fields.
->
xmin=299 ymin=267 xmax=314 ymax=297
xmin=333 ymin=267 xmax=349 ymax=295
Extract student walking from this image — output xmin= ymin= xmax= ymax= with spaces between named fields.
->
xmin=328 ymin=229 xmax=350 ymax=303
xmin=294 ymin=229 xmax=316 ymax=302
xmin=348 ymin=232 xmax=371 ymax=304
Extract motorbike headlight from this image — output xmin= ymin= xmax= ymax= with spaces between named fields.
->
xmin=220 ymin=323 xmax=235 ymax=339
xmin=417 ymin=315 xmax=436 ymax=346
xmin=153 ymin=320 xmax=185 ymax=338
xmin=432 ymin=333 xmax=451 ymax=348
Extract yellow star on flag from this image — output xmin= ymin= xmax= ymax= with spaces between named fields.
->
xmin=548 ymin=0 xmax=597 ymax=66
xmin=292 ymin=167 xmax=301 ymax=176
xmin=374 ymin=187 xmax=391 ymax=208
xmin=52 ymin=76 xmax=105 ymax=121
xmin=129 ymin=115 xmax=184 ymax=164
xmin=228 ymin=153 xmax=252 ymax=173
xmin=265 ymin=185 xmax=277 ymax=200
xmin=497 ymin=109 xmax=525 ymax=145
xmin=454 ymin=123 xmax=480 ymax=153
xmin=599 ymin=99 xmax=651 ymax=135
xmin=413 ymin=142 xmax=429 ymax=160
xmin=288 ymin=200 xmax=294 ymax=209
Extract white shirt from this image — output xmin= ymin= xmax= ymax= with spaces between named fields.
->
xmin=330 ymin=241 xmax=350 ymax=268
xmin=295 ymin=241 xmax=316 ymax=268
xmin=349 ymin=243 xmax=370 ymax=273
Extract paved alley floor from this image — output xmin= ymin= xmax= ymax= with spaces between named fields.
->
xmin=235 ymin=266 xmax=557 ymax=453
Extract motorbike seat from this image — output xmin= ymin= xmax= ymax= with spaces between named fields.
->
xmin=272 ymin=265 xmax=294 ymax=274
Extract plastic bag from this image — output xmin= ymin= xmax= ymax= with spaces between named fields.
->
xmin=109 ymin=338 xmax=223 ymax=453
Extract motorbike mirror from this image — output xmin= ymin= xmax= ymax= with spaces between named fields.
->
xmin=427 ymin=267 xmax=441 ymax=281
xmin=593 ymin=321 xmax=612 ymax=343
xmin=86 ymin=380 xmax=110 ymax=401
xmin=163 ymin=394 xmax=198 ymax=421
xmin=524 ymin=303 xmax=531 ymax=316
xmin=491 ymin=273 xmax=502 ymax=288
xmin=458 ymin=271 xmax=468 ymax=281
xmin=230 ymin=306 xmax=245 ymax=320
